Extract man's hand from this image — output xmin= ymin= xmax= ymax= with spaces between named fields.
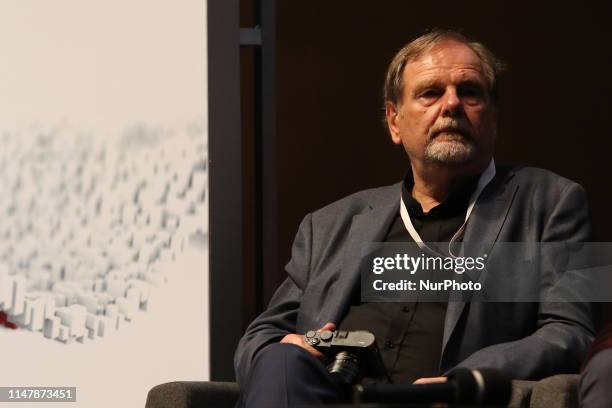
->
xmin=280 ymin=322 xmax=336 ymax=359
xmin=413 ymin=376 xmax=447 ymax=385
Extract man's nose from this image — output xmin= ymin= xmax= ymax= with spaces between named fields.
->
xmin=441 ymin=87 xmax=462 ymax=117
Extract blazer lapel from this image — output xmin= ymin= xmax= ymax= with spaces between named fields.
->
xmin=442 ymin=167 xmax=518 ymax=355
xmin=326 ymin=183 xmax=402 ymax=324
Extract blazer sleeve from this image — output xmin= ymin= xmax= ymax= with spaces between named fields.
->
xmin=453 ymin=183 xmax=596 ymax=379
xmin=233 ymin=214 xmax=313 ymax=386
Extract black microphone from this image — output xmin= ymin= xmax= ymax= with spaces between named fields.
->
xmin=353 ymin=368 xmax=512 ymax=405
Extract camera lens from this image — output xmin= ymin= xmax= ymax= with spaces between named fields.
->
xmin=328 ymin=351 xmax=360 ymax=385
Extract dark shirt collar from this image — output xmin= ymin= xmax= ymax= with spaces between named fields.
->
xmin=401 ymin=169 xmax=479 ymax=220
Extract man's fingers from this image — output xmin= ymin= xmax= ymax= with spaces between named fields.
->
xmin=280 ymin=333 xmax=304 ymax=347
xmin=280 ymin=333 xmax=324 ymax=358
xmin=318 ymin=322 xmax=336 ymax=332
xmin=279 ymin=324 xmax=337 ymax=360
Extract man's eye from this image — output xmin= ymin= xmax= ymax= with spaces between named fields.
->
xmin=459 ymin=86 xmax=485 ymax=100
xmin=420 ymin=90 xmax=441 ymax=99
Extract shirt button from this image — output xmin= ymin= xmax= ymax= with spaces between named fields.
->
xmin=384 ymin=340 xmax=394 ymax=349
xmin=403 ymin=306 xmax=410 ymax=313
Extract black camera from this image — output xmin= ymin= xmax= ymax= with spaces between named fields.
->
xmin=304 ymin=330 xmax=386 ymax=385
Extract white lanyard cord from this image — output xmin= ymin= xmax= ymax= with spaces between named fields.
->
xmin=400 ymin=159 xmax=496 ymax=257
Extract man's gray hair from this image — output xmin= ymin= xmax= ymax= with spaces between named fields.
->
xmin=383 ymin=29 xmax=506 ymax=107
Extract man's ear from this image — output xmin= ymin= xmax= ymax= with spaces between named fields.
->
xmin=385 ymin=102 xmax=402 ymax=145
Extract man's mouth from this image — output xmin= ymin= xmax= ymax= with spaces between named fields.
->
xmin=433 ymin=128 xmax=469 ymax=140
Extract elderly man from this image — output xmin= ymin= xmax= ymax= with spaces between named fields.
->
xmin=235 ymin=30 xmax=595 ymax=407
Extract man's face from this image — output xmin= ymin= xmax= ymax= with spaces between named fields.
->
xmin=386 ymin=41 xmax=497 ymax=168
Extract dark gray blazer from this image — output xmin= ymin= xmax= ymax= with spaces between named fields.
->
xmin=234 ymin=165 xmax=596 ymax=385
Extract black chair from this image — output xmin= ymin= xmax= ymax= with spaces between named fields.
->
xmin=145 ymin=381 xmax=240 ymax=408
xmin=145 ymin=375 xmax=580 ymax=408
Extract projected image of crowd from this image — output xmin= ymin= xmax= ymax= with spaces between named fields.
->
xmin=0 ymin=122 xmax=207 ymax=343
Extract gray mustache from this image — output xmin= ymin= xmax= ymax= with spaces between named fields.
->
xmin=428 ymin=122 xmax=472 ymax=141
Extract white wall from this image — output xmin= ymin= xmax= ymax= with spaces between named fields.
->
xmin=0 ymin=0 xmax=207 ymax=135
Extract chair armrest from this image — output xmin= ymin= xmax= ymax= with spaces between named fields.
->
xmin=145 ymin=381 xmax=240 ymax=408
xmin=509 ymin=380 xmax=534 ymax=408
xmin=529 ymin=374 xmax=580 ymax=408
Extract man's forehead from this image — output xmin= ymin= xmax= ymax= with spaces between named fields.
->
xmin=403 ymin=41 xmax=486 ymax=82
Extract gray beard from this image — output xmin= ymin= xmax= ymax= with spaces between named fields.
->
xmin=424 ymin=138 xmax=476 ymax=164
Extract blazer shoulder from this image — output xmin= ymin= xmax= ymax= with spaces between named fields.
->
xmin=303 ymin=183 xmax=400 ymax=238
xmin=504 ymin=165 xmax=585 ymax=193
xmin=310 ymin=182 xmax=401 ymax=220
xmin=303 ymin=183 xmax=401 ymax=270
